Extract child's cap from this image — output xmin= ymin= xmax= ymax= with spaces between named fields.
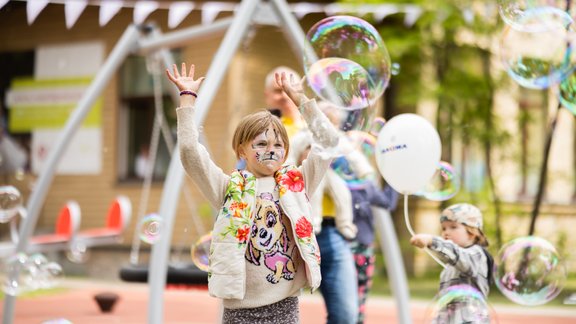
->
xmin=440 ymin=203 xmax=483 ymax=230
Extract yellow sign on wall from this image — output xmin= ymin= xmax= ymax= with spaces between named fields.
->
xmin=6 ymin=77 xmax=102 ymax=132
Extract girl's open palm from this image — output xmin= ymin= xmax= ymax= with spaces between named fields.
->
xmin=275 ymin=72 xmax=306 ymax=107
xmin=166 ymin=63 xmax=205 ymax=92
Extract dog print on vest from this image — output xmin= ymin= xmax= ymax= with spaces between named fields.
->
xmin=245 ymin=192 xmax=296 ymax=284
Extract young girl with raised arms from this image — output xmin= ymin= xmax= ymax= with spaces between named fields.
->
xmin=166 ymin=63 xmax=339 ymax=323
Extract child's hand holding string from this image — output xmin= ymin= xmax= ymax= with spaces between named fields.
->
xmin=410 ymin=234 xmax=434 ymax=249
xmin=275 ymin=72 xmax=308 ymax=107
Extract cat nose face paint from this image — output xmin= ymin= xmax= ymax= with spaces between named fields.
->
xmin=242 ymin=126 xmax=286 ymax=177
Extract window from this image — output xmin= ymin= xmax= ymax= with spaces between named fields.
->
xmin=117 ymin=53 xmax=179 ymax=182
xmin=0 ymin=51 xmax=35 ymax=177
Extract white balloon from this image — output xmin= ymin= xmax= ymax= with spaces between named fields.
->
xmin=375 ymin=114 xmax=441 ymax=194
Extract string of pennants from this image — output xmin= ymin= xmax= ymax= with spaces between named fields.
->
xmin=0 ymin=0 xmax=423 ymax=29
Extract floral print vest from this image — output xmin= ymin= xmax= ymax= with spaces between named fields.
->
xmin=208 ymin=165 xmax=321 ymax=300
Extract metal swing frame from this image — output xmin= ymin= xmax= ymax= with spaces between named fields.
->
xmin=3 ymin=1 xmax=413 ymax=323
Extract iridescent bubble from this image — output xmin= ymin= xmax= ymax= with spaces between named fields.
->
xmin=425 ymin=284 xmax=493 ymax=323
xmin=497 ymin=1 xmax=573 ymax=30
xmin=0 ymin=185 xmax=23 ymax=223
xmin=1 ymin=253 xmax=32 ymax=296
xmin=26 ymin=254 xmax=63 ymax=290
xmin=494 ymin=236 xmax=567 ymax=306
xmin=313 ymin=99 xmax=376 ymax=158
xmin=138 ymin=213 xmax=163 ymax=244
xmin=346 ymin=131 xmax=377 ymax=157
xmin=66 ymin=241 xmax=90 ymax=264
xmin=418 ymin=161 xmax=461 ymax=201
xmin=499 ymin=7 xmax=575 ymax=89
xmin=41 ymin=319 xmax=73 ymax=324
xmin=305 ymin=57 xmax=373 ymax=110
xmin=369 ymin=117 xmax=386 ymax=137
xmin=304 ymin=15 xmax=391 ymax=109
xmin=191 ymin=232 xmax=211 ymax=272
xmin=558 ymin=70 xmax=576 ymax=115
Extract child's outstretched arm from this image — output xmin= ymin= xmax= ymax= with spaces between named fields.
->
xmin=411 ymin=234 xmax=488 ymax=281
xmin=167 ymin=63 xmax=229 ymax=209
xmin=275 ymin=72 xmax=340 ymax=197
xmin=275 ymin=72 xmax=339 ymax=149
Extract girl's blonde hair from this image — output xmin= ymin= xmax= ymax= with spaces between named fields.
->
xmin=464 ymin=225 xmax=489 ymax=247
xmin=232 ymin=110 xmax=290 ymax=160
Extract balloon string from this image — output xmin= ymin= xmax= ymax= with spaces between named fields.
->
xmin=404 ymin=194 xmax=447 ymax=269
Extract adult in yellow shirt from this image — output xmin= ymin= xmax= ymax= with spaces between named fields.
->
xmin=264 ymin=66 xmax=305 ymax=139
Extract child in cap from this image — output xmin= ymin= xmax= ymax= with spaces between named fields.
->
xmin=410 ymin=203 xmax=494 ymax=323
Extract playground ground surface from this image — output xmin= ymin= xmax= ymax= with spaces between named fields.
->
xmin=1 ymin=278 xmax=576 ymax=324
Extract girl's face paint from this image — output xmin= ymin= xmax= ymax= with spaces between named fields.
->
xmin=241 ymin=126 xmax=286 ymax=177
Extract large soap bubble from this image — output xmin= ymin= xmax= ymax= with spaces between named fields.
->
xmin=494 ymin=236 xmax=566 ymax=306
xmin=497 ymin=1 xmax=575 ymax=30
xmin=304 ymin=15 xmax=391 ymax=110
xmin=499 ymin=7 xmax=575 ymax=89
xmin=415 ymin=161 xmax=461 ymax=201
xmin=558 ymin=70 xmax=576 ymax=115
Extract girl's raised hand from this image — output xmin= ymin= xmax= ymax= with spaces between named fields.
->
xmin=165 ymin=63 xmax=205 ymax=92
xmin=275 ymin=72 xmax=307 ymax=107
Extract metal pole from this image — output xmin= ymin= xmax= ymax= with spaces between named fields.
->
xmin=1 ymin=24 xmax=141 ymax=324
xmin=147 ymin=1 xmax=262 ymax=322
xmin=138 ymin=18 xmax=233 ymax=54
xmin=373 ymin=207 xmax=413 ymax=324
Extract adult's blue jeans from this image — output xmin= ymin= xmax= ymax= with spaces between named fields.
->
xmin=317 ymin=225 xmax=358 ymax=324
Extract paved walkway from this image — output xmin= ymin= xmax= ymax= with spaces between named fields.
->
xmin=1 ymin=279 xmax=575 ymax=323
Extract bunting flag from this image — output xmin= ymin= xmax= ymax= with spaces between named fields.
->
xmin=200 ymin=2 xmax=236 ymax=25
xmin=168 ymin=1 xmax=194 ymax=29
xmin=64 ymin=0 xmax=87 ymax=29
xmin=9 ymin=0 xmax=425 ymax=30
xmin=26 ymin=0 xmax=50 ymax=25
xmin=99 ymin=0 xmax=123 ymax=27
xmin=133 ymin=0 xmax=158 ymax=25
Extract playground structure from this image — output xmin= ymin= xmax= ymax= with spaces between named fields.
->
xmin=1 ymin=1 xmax=413 ymax=323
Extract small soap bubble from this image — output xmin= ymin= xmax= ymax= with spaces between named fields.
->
xmin=138 ymin=213 xmax=163 ymax=244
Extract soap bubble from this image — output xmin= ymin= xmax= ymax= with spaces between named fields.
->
xmin=138 ymin=213 xmax=163 ymax=244
xmin=494 ymin=236 xmax=566 ymax=306
xmin=0 ymin=185 xmax=23 ymax=223
xmin=499 ymin=7 xmax=575 ymax=89
xmin=497 ymin=1 xmax=574 ymax=30
xmin=304 ymin=15 xmax=391 ymax=110
xmin=416 ymin=161 xmax=461 ymax=201
xmin=425 ymin=284 xmax=493 ymax=323
xmin=191 ymin=232 xmax=212 ymax=272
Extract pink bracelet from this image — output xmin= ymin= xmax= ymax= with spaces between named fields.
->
xmin=180 ymin=90 xmax=198 ymax=98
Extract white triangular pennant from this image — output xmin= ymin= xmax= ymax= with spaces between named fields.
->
xmin=27 ymin=0 xmax=50 ymax=25
xmin=373 ymin=6 xmax=400 ymax=23
xmin=65 ymin=0 xmax=88 ymax=29
xmin=168 ymin=2 xmax=194 ymax=29
xmin=99 ymin=0 xmax=124 ymax=27
xmin=0 ymin=0 xmax=9 ymax=11
xmin=404 ymin=7 xmax=423 ymax=27
xmin=291 ymin=3 xmax=322 ymax=19
xmin=201 ymin=2 xmax=234 ymax=25
xmin=134 ymin=1 xmax=159 ymax=25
